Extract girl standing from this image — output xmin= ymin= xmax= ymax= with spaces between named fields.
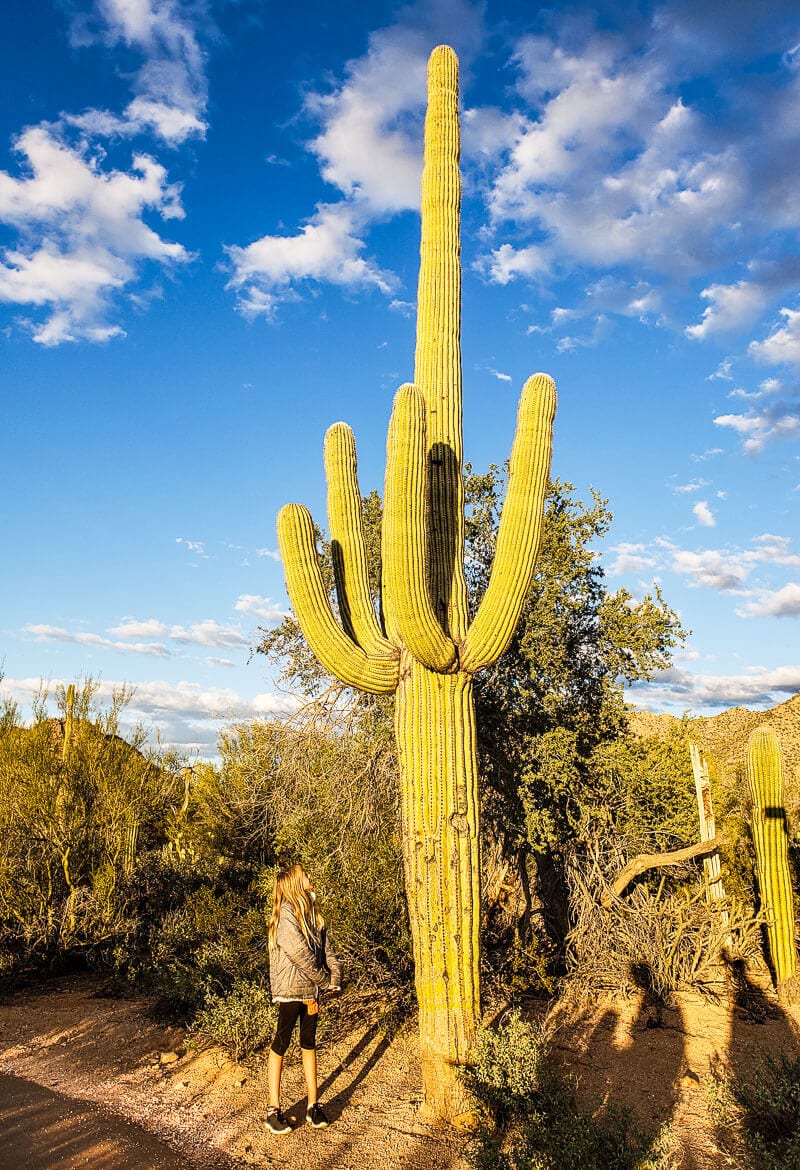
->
xmin=265 ymin=864 xmax=342 ymax=1134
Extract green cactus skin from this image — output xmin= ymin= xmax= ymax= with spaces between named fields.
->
xmin=746 ymin=726 xmax=798 ymax=1001
xmin=277 ymin=45 xmax=556 ymax=1119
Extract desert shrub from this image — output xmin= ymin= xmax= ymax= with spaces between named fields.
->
xmin=207 ymin=705 xmax=413 ymax=994
xmin=114 ymin=851 xmax=270 ymax=1014
xmin=709 ymin=1051 xmax=800 ymax=1170
xmin=188 ymin=979 xmax=277 ymax=1062
xmin=463 ymin=1012 xmax=673 ymax=1170
xmin=0 ymin=681 xmax=183 ymax=978
xmin=564 ymin=836 xmax=763 ymax=1005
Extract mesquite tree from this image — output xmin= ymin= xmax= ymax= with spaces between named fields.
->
xmin=277 ymin=45 xmax=556 ymax=1119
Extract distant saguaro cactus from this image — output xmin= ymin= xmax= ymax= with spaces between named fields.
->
xmin=746 ymin=726 xmax=798 ymax=1002
xmin=277 ymin=45 xmax=556 ymax=1119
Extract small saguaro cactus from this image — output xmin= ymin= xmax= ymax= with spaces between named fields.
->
xmin=277 ymin=45 xmax=556 ymax=1119
xmin=746 ymin=725 xmax=798 ymax=1002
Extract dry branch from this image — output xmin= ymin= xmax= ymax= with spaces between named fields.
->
xmin=601 ymin=837 xmax=721 ymax=907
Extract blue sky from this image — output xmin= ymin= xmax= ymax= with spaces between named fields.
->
xmin=2 ymin=0 xmax=799 ymax=756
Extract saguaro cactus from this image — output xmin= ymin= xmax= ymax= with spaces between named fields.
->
xmin=278 ymin=45 xmax=556 ymax=1119
xmin=746 ymin=726 xmax=798 ymax=1002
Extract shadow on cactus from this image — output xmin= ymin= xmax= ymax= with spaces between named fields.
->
xmin=276 ymin=45 xmax=556 ymax=1120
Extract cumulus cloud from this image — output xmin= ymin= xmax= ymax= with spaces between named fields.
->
xmin=630 ymin=662 xmax=800 ymax=711
xmin=0 ymin=129 xmax=189 ymax=344
xmin=672 ymin=479 xmax=707 ymax=494
xmin=606 ymin=542 xmax=658 ymax=576
xmin=692 ymin=500 xmax=715 ymax=527
xmin=0 ymin=0 xmax=209 ymax=344
xmin=0 ymin=674 xmax=300 ymax=754
xmin=686 ymin=280 xmax=769 ymax=339
xmin=714 ymin=402 xmax=800 ymax=452
xmin=749 ymin=308 xmax=800 ymax=367
xmin=24 ymin=623 xmax=169 ymax=657
xmin=69 ymin=0 xmax=208 ymax=145
xmin=30 ymin=614 xmax=251 ymax=654
xmin=626 ymin=531 xmax=800 ymax=597
xmin=226 ymin=203 xmax=395 ymax=319
xmin=225 ymin=0 xmax=482 ymax=315
xmin=469 ymin=7 xmax=800 ymax=354
xmin=740 ymin=582 xmax=800 ymax=618
xmin=234 ymin=595 xmax=288 ymax=622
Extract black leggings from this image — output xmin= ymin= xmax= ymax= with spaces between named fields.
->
xmin=270 ymin=1000 xmax=318 ymax=1055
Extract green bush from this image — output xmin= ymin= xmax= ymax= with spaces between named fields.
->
xmin=188 ymin=979 xmax=277 ymax=1062
xmin=463 ymin=1012 xmax=674 ymax=1170
xmin=115 ymin=851 xmax=270 ymax=1015
xmin=710 ymin=1051 xmax=800 ymax=1170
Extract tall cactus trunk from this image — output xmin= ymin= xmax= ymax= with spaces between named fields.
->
xmin=396 ymin=657 xmax=480 ymax=1118
xmin=747 ymin=726 xmax=798 ymax=1003
xmin=277 ymin=45 xmax=556 ymax=1120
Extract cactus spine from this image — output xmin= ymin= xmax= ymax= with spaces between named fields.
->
xmin=277 ymin=45 xmax=556 ymax=1119
xmin=746 ymin=726 xmax=798 ymax=1001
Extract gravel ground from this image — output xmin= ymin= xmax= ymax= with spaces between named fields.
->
xmin=0 ymin=977 xmax=470 ymax=1170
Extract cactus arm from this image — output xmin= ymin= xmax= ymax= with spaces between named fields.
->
xmin=414 ymin=44 xmax=468 ymax=642
xmin=383 ymin=384 xmax=457 ymax=671
xmin=461 ymin=373 xmax=557 ymax=673
xmin=277 ymin=503 xmax=399 ymax=695
xmin=324 ymin=422 xmax=395 ymax=659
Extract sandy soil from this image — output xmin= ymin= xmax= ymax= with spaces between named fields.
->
xmin=0 ymin=977 xmax=469 ymax=1170
xmin=1 ymin=971 xmax=798 ymax=1170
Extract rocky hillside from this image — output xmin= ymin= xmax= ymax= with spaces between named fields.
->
xmin=629 ymin=690 xmax=800 ymax=814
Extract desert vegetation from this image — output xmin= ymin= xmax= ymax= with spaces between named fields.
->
xmin=2 ymin=42 xmax=799 ymax=1170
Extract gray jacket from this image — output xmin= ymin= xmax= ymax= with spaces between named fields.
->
xmin=269 ymin=904 xmax=342 ymax=1002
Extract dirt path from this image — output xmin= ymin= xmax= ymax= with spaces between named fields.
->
xmin=1 ymin=1073 xmax=202 ymax=1170
xmin=0 ymin=978 xmax=469 ymax=1170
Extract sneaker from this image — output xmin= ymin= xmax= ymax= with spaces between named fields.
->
xmin=264 ymin=1108 xmax=292 ymax=1135
xmin=306 ymin=1102 xmax=330 ymax=1128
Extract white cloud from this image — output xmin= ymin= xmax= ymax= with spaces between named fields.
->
xmin=686 ymin=280 xmax=768 ymax=339
xmin=707 ymin=358 xmax=734 ymax=381
xmin=0 ymin=0 xmax=208 ymax=344
xmin=23 ymin=623 xmax=169 ymax=657
xmin=256 ymin=547 xmax=282 ymax=562
xmin=0 ymin=128 xmax=190 ymax=344
xmin=224 ymin=0 xmax=483 ymax=314
xmin=740 ymin=583 xmax=800 ymax=618
xmin=226 ymin=203 xmax=395 ymax=319
xmin=606 ymin=542 xmax=657 ymax=576
xmin=234 ymin=595 xmax=288 ymax=622
xmin=670 ymin=547 xmax=747 ymax=591
xmin=306 ymin=33 xmax=425 ymax=215
xmin=176 ymin=537 xmax=207 ymax=555
xmin=70 ymin=0 xmax=208 ymax=145
xmin=749 ymin=308 xmax=800 ymax=367
xmin=692 ymin=500 xmax=715 ymax=527
xmin=481 ymin=243 xmax=549 ymax=285
xmin=108 ymin=617 xmax=169 ymax=638
xmin=470 ymin=10 xmax=800 ymax=355
xmin=0 ymin=675 xmax=301 ymax=754
xmin=167 ymin=620 xmax=248 ymax=648
xmin=714 ymin=405 xmax=800 ymax=453
xmin=631 ymin=662 xmax=800 ymax=710
xmin=672 ymin=479 xmax=707 ymax=494
xmin=489 ymin=369 xmax=512 ymax=383
xmin=32 ymin=614 xmax=251 ymax=653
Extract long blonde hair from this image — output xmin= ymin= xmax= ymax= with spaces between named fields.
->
xmin=268 ymin=864 xmax=324 ymax=950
